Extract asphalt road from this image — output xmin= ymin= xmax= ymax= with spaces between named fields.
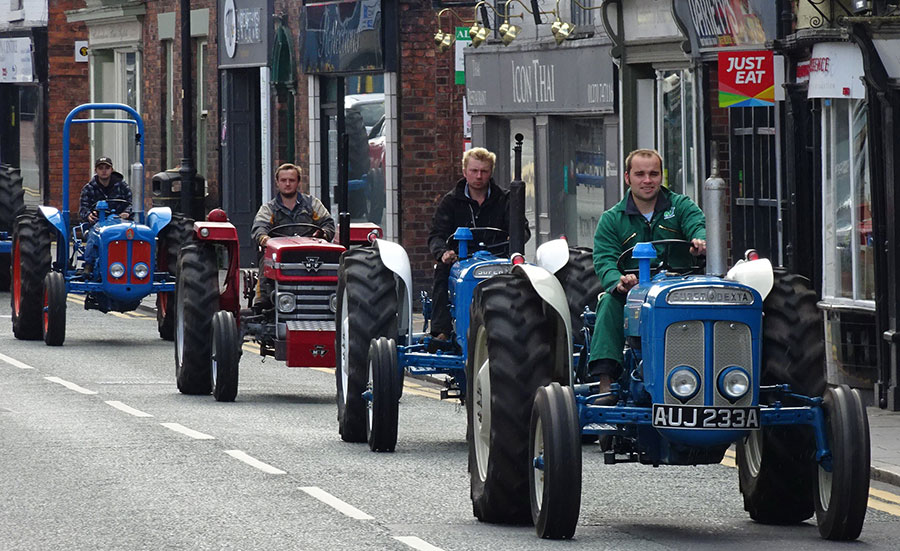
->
xmin=1 ymin=291 xmax=899 ymax=550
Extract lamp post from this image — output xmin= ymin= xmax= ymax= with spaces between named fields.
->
xmin=179 ymin=0 xmax=196 ymax=218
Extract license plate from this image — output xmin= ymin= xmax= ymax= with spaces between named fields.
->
xmin=652 ymin=404 xmax=760 ymax=430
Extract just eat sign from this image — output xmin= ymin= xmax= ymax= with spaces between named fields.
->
xmin=718 ymin=51 xmax=775 ymax=108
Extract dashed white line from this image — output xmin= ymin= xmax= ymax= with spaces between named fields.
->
xmin=160 ymin=422 xmax=215 ymax=440
xmin=44 ymin=376 xmax=98 ymax=395
xmin=0 ymin=352 xmax=34 ymax=370
xmin=394 ymin=536 xmax=445 ymax=551
xmin=105 ymin=401 xmax=153 ymax=417
xmin=224 ymin=450 xmax=287 ymax=475
xmin=299 ymin=486 xmax=374 ymax=520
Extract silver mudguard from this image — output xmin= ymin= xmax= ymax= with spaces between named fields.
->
xmin=374 ymin=239 xmax=413 ymax=341
xmin=512 ymin=264 xmax=574 ymax=385
xmin=535 ymin=238 xmax=571 ymax=275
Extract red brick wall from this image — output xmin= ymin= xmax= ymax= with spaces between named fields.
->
xmin=47 ymin=0 xmax=90 ymax=214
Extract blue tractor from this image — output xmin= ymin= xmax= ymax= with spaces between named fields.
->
xmin=9 ymin=104 xmax=194 ymax=345
xmin=465 ymin=236 xmax=870 ymax=541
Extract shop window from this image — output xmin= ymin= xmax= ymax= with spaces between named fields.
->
xmin=196 ymin=40 xmax=208 ymax=180
xmin=90 ymin=49 xmax=141 ymax=176
xmin=568 ymin=118 xmax=605 ymax=247
xmin=658 ymin=69 xmax=697 ymax=200
xmin=165 ymin=40 xmax=174 ymax=168
xmin=509 ymin=118 xmax=536 ymax=257
xmin=822 ymin=98 xmax=874 ymax=303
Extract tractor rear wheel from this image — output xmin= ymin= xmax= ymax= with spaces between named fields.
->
xmin=42 ymin=271 xmax=67 ymax=346
xmin=335 ymin=247 xmax=399 ymax=443
xmin=530 ymin=382 xmax=581 ymax=539
xmin=0 ymin=165 xmax=25 ymax=292
xmin=366 ymin=337 xmax=400 ymax=452
xmin=815 ymin=384 xmax=869 ymax=541
xmin=174 ymin=243 xmax=218 ymax=395
xmin=157 ymin=214 xmax=195 ymax=340
xmin=554 ymin=247 xmax=602 ymax=346
xmin=11 ymin=213 xmax=50 ymax=340
xmin=211 ymin=310 xmax=240 ymax=402
xmin=467 ymin=273 xmax=554 ymax=525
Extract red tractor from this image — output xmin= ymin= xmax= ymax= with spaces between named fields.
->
xmin=173 ymin=208 xmax=381 ymax=401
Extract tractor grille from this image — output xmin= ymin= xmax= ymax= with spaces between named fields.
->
xmin=276 ymin=249 xmax=342 ymax=277
xmin=664 ymin=321 xmax=705 ymax=406
xmin=713 ymin=321 xmax=753 ymax=407
xmin=286 ymin=320 xmax=336 ymax=332
xmin=275 ymin=282 xmax=336 ymax=322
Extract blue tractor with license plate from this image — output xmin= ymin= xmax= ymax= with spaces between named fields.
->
xmin=9 ymin=104 xmax=193 ymax=345
xmin=466 ymin=234 xmax=870 ymax=541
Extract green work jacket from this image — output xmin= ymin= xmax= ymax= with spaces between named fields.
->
xmin=592 ymin=187 xmax=707 ymax=293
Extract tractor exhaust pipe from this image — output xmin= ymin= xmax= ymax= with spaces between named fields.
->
xmin=508 ymin=133 xmax=526 ymax=256
xmin=703 ymin=141 xmax=727 ymax=276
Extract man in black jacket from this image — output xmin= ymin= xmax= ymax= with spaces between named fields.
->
xmin=427 ymin=147 xmax=530 ymax=340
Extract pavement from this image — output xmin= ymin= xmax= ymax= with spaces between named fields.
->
xmin=139 ymin=297 xmax=900 ymax=487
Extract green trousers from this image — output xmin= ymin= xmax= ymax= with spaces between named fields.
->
xmin=589 ymin=291 xmax=627 ymax=366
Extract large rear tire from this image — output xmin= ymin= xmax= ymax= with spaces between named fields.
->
xmin=554 ymin=247 xmax=602 ymax=346
xmin=467 ymin=273 xmax=554 ymax=524
xmin=11 ymin=214 xmax=50 ymax=340
xmin=815 ymin=384 xmax=870 ymax=541
xmin=211 ymin=310 xmax=240 ymax=402
xmin=0 ymin=165 xmax=25 ymax=293
xmin=156 ymin=214 xmax=195 ymax=340
xmin=530 ymin=382 xmax=581 ymax=539
xmin=42 ymin=271 xmax=67 ymax=346
xmin=366 ymin=337 xmax=400 ymax=452
xmin=335 ymin=247 xmax=399 ymax=443
xmin=174 ymin=244 xmax=218 ymax=395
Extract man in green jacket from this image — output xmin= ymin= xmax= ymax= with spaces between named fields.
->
xmin=589 ymin=149 xmax=707 ymax=401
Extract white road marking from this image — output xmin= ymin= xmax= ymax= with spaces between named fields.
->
xmin=44 ymin=376 xmax=98 ymax=395
xmin=299 ymin=486 xmax=374 ymax=520
xmin=105 ymin=401 xmax=153 ymax=417
xmin=0 ymin=352 xmax=34 ymax=370
xmin=224 ymin=450 xmax=287 ymax=474
xmin=394 ymin=536 xmax=445 ymax=551
xmin=160 ymin=422 xmax=215 ymax=440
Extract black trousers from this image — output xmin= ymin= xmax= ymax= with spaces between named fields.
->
xmin=431 ymin=262 xmax=452 ymax=336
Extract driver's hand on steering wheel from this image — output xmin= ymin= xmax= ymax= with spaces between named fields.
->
xmin=615 ymin=274 xmax=638 ymax=295
xmin=312 ymin=229 xmax=326 ymax=239
xmin=441 ymin=249 xmax=458 ymax=265
xmin=690 ymin=238 xmax=706 ymax=256
xmin=120 ymin=212 xmax=130 ymax=220
xmin=259 ymin=235 xmax=270 ymax=247
xmin=88 ymin=211 xmax=98 ymax=224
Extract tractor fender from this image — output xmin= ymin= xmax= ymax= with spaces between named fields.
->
xmin=374 ymin=239 xmax=413 ymax=341
xmin=535 ymin=238 xmax=571 ymax=275
xmin=726 ymin=257 xmax=774 ymax=300
xmin=145 ymin=206 xmax=172 ymax=235
xmin=38 ymin=206 xmax=66 ymax=241
xmin=512 ymin=264 xmax=574 ymax=385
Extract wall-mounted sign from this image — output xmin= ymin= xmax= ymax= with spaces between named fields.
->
xmin=302 ymin=0 xmax=383 ymax=75
xmin=678 ymin=0 xmax=771 ymax=50
xmin=465 ymin=45 xmax=615 ymax=115
xmin=807 ymin=42 xmax=865 ymax=100
xmin=74 ymin=40 xmax=88 ymax=62
xmin=718 ymin=50 xmax=775 ymax=107
xmin=218 ymin=0 xmax=273 ymax=68
xmin=454 ymin=27 xmax=470 ymax=85
xmin=0 ymin=37 xmax=34 ymax=82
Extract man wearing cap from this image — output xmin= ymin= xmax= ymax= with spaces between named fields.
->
xmin=79 ymin=156 xmax=133 ymax=224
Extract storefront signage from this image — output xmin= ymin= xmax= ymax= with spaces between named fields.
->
xmin=0 ymin=37 xmax=34 ymax=82
xmin=718 ymin=50 xmax=774 ymax=107
xmin=465 ymin=45 xmax=615 ymax=114
xmin=622 ymin=0 xmax=683 ymax=43
xmin=807 ymin=42 xmax=864 ymax=100
xmin=455 ymin=27 xmax=470 ymax=85
xmin=302 ymin=0 xmax=383 ymax=74
xmin=218 ymin=0 xmax=273 ymax=68
xmin=682 ymin=0 xmax=767 ymax=49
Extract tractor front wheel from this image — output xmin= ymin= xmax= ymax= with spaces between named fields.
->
xmin=42 ymin=271 xmax=67 ymax=346
xmin=157 ymin=214 xmax=195 ymax=340
xmin=174 ymin=244 xmax=218 ymax=395
xmin=366 ymin=337 xmax=400 ymax=452
xmin=211 ymin=310 xmax=240 ymax=402
xmin=815 ymin=384 xmax=870 ymax=541
xmin=530 ymin=382 xmax=581 ymax=539
xmin=11 ymin=213 xmax=50 ymax=340
xmin=467 ymin=273 xmax=554 ymax=525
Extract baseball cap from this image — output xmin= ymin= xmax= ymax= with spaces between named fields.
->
xmin=95 ymin=156 xmax=113 ymax=167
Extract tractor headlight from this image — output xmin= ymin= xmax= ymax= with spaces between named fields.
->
xmin=133 ymin=262 xmax=149 ymax=279
xmin=718 ymin=367 xmax=750 ymax=402
xmin=276 ymin=292 xmax=296 ymax=313
xmin=109 ymin=262 xmax=126 ymax=279
xmin=668 ymin=366 xmax=700 ymax=401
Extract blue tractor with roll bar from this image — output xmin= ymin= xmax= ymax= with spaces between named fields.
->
xmin=9 ymin=103 xmax=194 ymax=345
xmin=463 ymin=163 xmax=870 ymax=541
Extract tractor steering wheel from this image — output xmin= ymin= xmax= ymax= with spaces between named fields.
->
xmin=616 ymin=239 xmax=705 ymax=277
xmin=446 ymin=227 xmax=510 ymax=254
xmin=269 ymin=223 xmax=327 ymax=239
xmin=92 ymin=198 xmax=131 ymax=213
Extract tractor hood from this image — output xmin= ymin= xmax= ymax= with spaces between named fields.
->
xmin=262 ymin=237 xmax=346 ymax=281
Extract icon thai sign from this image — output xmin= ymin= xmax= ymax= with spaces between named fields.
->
xmin=718 ymin=50 xmax=774 ymax=107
